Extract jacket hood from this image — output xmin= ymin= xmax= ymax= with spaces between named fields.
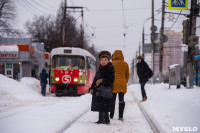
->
xmin=112 ymin=50 xmax=124 ymax=61
xmin=41 ymin=69 xmax=46 ymax=73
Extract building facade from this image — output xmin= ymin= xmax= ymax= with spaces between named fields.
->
xmin=0 ymin=38 xmax=50 ymax=80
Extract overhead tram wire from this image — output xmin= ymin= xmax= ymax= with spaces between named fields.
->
xmin=84 ymin=7 xmax=163 ymax=31
xmin=89 ymin=8 xmax=154 ymax=12
xmin=20 ymin=0 xmax=43 ymax=15
xmin=30 ymin=0 xmax=57 ymax=11
xmin=40 ymin=0 xmax=57 ymax=9
xmin=17 ymin=0 xmax=36 ymax=15
xmin=22 ymin=0 xmax=49 ymax=14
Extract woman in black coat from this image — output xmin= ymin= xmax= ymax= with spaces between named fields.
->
xmin=136 ymin=56 xmax=153 ymax=102
xmin=90 ymin=50 xmax=115 ymax=124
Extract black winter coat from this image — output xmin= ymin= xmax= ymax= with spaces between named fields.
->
xmin=40 ymin=69 xmax=48 ymax=84
xmin=136 ymin=59 xmax=151 ymax=83
xmin=90 ymin=62 xmax=115 ymax=112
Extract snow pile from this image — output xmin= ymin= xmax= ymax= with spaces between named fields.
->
xmin=129 ymin=84 xmax=200 ymax=133
xmin=0 ymin=74 xmax=41 ymax=101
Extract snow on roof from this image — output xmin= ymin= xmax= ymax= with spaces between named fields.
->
xmin=51 ymin=47 xmax=96 ymax=61
xmin=0 ymin=45 xmax=19 ymax=52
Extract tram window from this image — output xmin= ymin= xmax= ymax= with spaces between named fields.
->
xmin=52 ymin=55 xmax=85 ymax=70
xmin=86 ymin=57 xmax=96 ymax=71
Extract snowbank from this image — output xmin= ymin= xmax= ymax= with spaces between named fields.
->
xmin=129 ymin=84 xmax=200 ymax=133
xmin=0 ymin=74 xmax=41 ymax=101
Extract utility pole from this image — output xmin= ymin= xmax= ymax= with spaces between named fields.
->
xmin=80 ymin=9 xmax=84 ymax=48
xmin=151 ymin=0 xmax=155 ymax=77
xmin=61 ymin=0 xmax=67 ymax=47
xmin=142 ymin=27 xmax=145 ymax=59
xmin=186 ymin=0 xmax=198 ymax=88
xmin=159 ymin=0 xmax=165 ymax=83
xmin=66 ymin=6 xmax=86 ymax=48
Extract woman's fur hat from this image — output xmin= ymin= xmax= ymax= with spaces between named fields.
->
xmin=99 ymin=50 xmax=111 ymax=60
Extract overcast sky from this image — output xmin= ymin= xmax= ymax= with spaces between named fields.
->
xmin=15 ymin=0 xmax=200 ymax=65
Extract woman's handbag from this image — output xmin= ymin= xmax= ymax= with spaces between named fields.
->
xmin=96 ymin=85 xmax=113 ymax=98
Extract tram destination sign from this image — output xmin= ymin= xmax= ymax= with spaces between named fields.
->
xmin=0 ymin=51 xmax=18 ymax=58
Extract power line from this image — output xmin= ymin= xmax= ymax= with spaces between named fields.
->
xmin=167 ymin=10 xmax=182 ymax=31
xmin=17 ymin=0 xmax=36 ymax=15
xmin=30 ymin=0 xmax=57 ymax=11
xmin=22 ymin=0 xmax=48 ymax=14
xmin=40 ymin=0 xmax=57 ymax=9
xmin=89 ymin=8 xmax=155 ymax=12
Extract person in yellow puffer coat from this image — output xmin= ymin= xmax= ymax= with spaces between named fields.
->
xmin=111 ymin=50 xmax=129 ymax=120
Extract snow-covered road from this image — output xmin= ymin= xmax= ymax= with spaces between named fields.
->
xmin=0 ymin=75 xmax=154 ymax=133
xmin=0 ymin=91 xmax=153 ymax=133
xmin=1 ymin=74 xmax=199 ymax=133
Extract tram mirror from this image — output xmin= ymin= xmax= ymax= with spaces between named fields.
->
xmin=87 ymin=64 xmax=91 ymax=69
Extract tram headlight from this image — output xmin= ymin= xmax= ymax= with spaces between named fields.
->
xmin=55 ymin=77 xmax=60 ymax=82
xmin=74 ymin=78 xmax=78 ymax=82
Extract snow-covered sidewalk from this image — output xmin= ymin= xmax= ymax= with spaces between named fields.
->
xmin=63 ymin=89 xmax=153 ymax=133
xmin=129 ymin=83 xmax=200 ymax=133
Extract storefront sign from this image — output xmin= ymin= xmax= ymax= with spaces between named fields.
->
xmin=6 ymin=63 xmax=12 ymax=69
xmin=0 ymin=51 xmax=18 ymax=58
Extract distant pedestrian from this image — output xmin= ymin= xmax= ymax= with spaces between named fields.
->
xmin=31 ymin=69 xmax=37 ymax=78
xmin=110 ymin=50 xmax=129 ymax=120
xmin=90 ymin=50 xmax=115 ymax=124
xmin=136 ymin=56 xmax=153 ymax=102
xmin=40 ymin=69 xmax=48 ymax=96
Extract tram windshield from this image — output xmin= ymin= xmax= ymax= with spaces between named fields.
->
xmin=52 ymin=55 xmax=85 ymax=70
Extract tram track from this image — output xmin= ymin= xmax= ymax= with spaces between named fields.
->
xmin=57 ymin=91 xmax=161 ymax=133
xmin=57 ymin=107 xmax=90 ymax=133
xmin=131 ymin=91 xmax=161 ymax=133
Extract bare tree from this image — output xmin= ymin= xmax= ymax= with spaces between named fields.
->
xmin=25 ymin=15 xmax=58 ymax=52
xmin=0 ymin=0 xmax=18 ymax=36
xmin=25 ymin=1 xmax=100 ymax=69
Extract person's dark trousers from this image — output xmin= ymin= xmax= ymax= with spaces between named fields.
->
xmin=110 ymin=93 xmax=125 ymax=119
xmin=110 ymin=93 xmax=116 ymax=119
xmin=41 ymin=83 xmax=46 ymax=96
xmin=140 ymin=81 xmax=147 ymax=99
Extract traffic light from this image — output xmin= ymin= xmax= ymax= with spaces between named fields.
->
xmin=182 ymin=19 xmax=189 ymax=44
xmin=188 ymin=35 xmax=199 ymax=47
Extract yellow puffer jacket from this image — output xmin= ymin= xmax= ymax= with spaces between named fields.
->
xmin=112 ymin=50 xmax=130 ymax=93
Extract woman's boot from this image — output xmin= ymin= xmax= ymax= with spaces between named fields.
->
xmin=119 ymin=102 xmax=125 ymax=120
xmin=104 ymin=112 xmax=110 ymax=124
xmin=96 ymin=112 xmax=104 ymax=124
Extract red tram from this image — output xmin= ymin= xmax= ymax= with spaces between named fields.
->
xmin=50 ymin=47 xmax=96 ymax=96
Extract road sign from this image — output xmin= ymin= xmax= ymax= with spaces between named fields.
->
xmin=163 ymin=35 xmax=168 ymax=43
xmin=168 ymin=0 xmax=188 ymax=10
xmin=150 ymin=25 xmax=158 ymax=32
xmin=143 ymin=43 xmax=160 ymax=53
